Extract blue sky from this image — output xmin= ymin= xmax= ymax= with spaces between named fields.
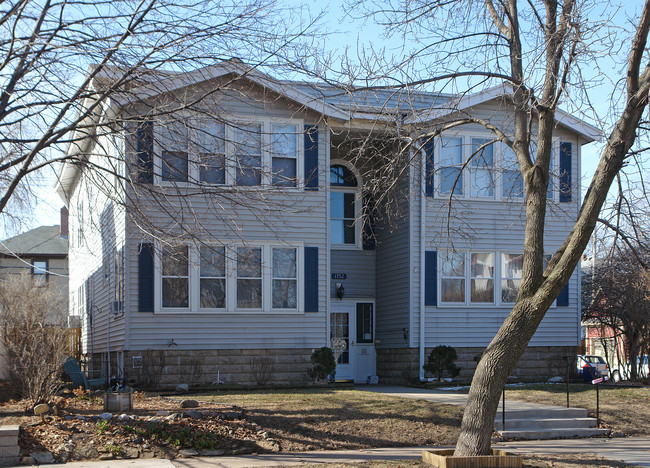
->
xmin=2 ymin=0 xmax=640 ymax=239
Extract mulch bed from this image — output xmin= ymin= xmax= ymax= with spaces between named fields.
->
xmin=2 ymin=392 xmax=279 ymax=463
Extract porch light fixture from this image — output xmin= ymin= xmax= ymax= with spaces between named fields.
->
xmin=335 ymin=283 xmax=345 ymax=300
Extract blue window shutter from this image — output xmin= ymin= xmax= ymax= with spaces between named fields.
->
xmin=424 ymin=139 xmax=434 ymax=196
xmin=425 ymin=251 xmax=437 ymax=306
xmin=138 ymin=243 xmax=154 ymax=312
xmin=304 ymin=246 xmax=319 ymax=312
xmin=557 ymin=282 xmax=569 ymax=306
xmin=137 ymin=121 xmax=154 ymax=184
xmin=559 ymin=142 xmax=572 ymax=202
xmin=304 ymin=125 xmax=319 ymax=190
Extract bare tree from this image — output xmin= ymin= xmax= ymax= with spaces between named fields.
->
xmin=0 ymin=273 xmax=67 ymax=407
xmin=582 ymin=248 xmax=650 ymax=380
xmin=0 ymin=0 xmax=314 ymax=229
xmin=334 ymin=0 xmax=650 ymax=456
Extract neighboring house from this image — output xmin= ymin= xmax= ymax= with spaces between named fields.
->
xmin=56 ymin=61 xmax=598 ymax=386
xmin=0 ymin=213 xmax=69 ymax=379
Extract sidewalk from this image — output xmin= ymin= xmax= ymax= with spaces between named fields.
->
xmin=39 ymin=438 xmax=650 ymax=468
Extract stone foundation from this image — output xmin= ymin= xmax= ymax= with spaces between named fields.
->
xmin=377 ymin=346 xmax=578 ymax=384
xmin=0 ymin=425 xmax=19 ymax=467
xmin=108 ymin=348 xmax=314 ymax=387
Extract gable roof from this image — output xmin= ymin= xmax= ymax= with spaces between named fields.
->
xmin=0 ymin=225 xmax=68 ymax=257
xmin=404 ymin=83 xmax=601 ymax=142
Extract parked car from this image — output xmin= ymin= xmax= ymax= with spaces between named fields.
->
xmin=611 ymin=355 xmax=649 ymax=382
xmin=576 ymin=355 xmax=609 ymax=378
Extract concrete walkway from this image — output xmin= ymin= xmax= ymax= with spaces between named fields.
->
xmin=355 ymin=385 xmax=573 ymax=412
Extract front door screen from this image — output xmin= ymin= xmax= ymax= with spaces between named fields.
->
xmin=330 ymin=312 xmax=349 ymax=364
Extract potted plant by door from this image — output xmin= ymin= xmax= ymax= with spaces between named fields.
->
xmin=103 ymin=382 xmax=133 ymax=412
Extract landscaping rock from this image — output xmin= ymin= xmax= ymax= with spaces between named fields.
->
xmin=72 ymin=445 xmax=99 ymax=460
xmin=548 ymin=376 xmax=565 ymax=383
xmin=19 ymin=456 xmax=36 ymax=465
xmin=99 ymin=412 xmax=113 ymax=420
xmin=133 ymin=437 xmax=143 ymax=444
xmin=199 ymin=449 xmax=226 ymax=456
xmin=181 ymin=399 xmax=199 ymax=408
xmin=165 ymin=413 xmax=182 ymax=421
xmin=225 ymin=411 xmax=242 ymax=420
xmin=30 ymin=451 xmax=54 ymax=464
xmin=123 ymin=446 xmax=139 ymax=458
xmin=257 ymin=439 xmax=281 ymax=452
xmin=185 ymin=409 xmax=202 ymax=419
xmin=156 ymin=410 xmax=171 ymax=416
xmin=175 ymin=383 xmax=189 ymax=393
xmin=179 ymin=448 xmax=199 ymax=457
xmin=33 ymin=404 xmax=49 ymax=416
xmin=118 ymin=413 xmax=131 ymax=421
xmin=99 ymin=453 xmax=114 ymax=460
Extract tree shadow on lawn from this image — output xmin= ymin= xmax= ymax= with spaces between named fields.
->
xmin=239 ymin=402 xmax=462 ymax=450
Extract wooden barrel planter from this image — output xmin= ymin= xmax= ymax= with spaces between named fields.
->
xmin=422 ymin=449 xmax=522 ymax=468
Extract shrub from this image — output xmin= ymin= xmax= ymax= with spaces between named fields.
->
xmin=249 ymin=356 xmax=276 ymax=385
xmin=423 ymin=345 xmax=461 ymax=381
xmin=308 ymin=347 xmax=336 ymax=381
xmin=0 ymin=273 xmax=67 ymax=406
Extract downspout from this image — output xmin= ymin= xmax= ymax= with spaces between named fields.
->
xmin=419 ymin=144 xmax=426 ymax=381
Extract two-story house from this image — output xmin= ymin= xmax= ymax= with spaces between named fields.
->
xmin=56 ymin=61 xmax=598 ymax=386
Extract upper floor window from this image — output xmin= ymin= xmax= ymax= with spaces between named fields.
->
xmin=153 ymin=118 xmax=303 ymax=187
xmin=427 ymin=134 xmax=560 ymax=201
xmin=330 ymin=163 xmax=360 ymax=247
xmin=32 ymin=260 xmax=48 ymax=287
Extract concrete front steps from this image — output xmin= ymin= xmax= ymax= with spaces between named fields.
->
xmin=494 ymin=406 xmax=611 ymax=440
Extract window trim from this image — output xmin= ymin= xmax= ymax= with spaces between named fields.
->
xmin=154 ymin=241 xmax=304 ymax=314
xmin=430 ymin=132 xmax=560 ymax=202
xmin=329 ymin=159 xmax=363 ymax=249
xmin=153 ymin=116 xmax=305 ymax=189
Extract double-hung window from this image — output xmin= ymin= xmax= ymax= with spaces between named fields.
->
xmin=271 ymin=124 xmax=299 ymax=187
xmin=198 ymin=121 xmax=226 ymax=184
xmin=440 ymin=251 xmax=465 ymax=303
xmin=236 ymin=247 xmax=262 ymax=308
xmin=160 ymin=121 xmax=189 ymax=183
xmin=471 ymin=253 xmax=494 ymax=303
xmin=234 ymin=123 xmax=262 ymax=186
xmin=470 ymin=138 xmax=495 ymax=198
xmin=501 ymin=253 xmax=523 ymax=303
xmin=500 ymin=145 xmax=523 ymax=199
xmin=272 ymin=247 xmax=297 ymax=309
xmin=200 ymin=246 xmax=226 ymax=309
xmin=439 ymin=137 xmax=463 ymax=195
xmin=161 ymin=246 xmax=189 ymax=309
xmin=32 ymin=260 xmax=48 ymax=287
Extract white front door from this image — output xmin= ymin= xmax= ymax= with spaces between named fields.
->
xmin=330 ymin=301 xmax=376 ymax=383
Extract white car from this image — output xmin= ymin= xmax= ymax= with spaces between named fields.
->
xmin=611 ymin=355 xmax=649 ymax=382
xmin=577 ymin=355 xmax=609 ymax=378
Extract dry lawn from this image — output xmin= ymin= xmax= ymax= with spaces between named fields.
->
xmin=190 ymin=389 xmax=463 ymax=451
xmin=504 ymin=384 xmax=650 ymax=436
